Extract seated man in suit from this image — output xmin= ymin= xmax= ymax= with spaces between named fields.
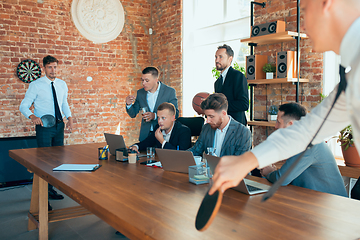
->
xmin=125 ymin=66 xmax=179 ymax=141
xmin=188 ymin=93 xmax=251 ymax=157
xmin=129 ymin=102 xmax=191 ymax=152
xmin=260 ymin=103 xmax=347 ymax=197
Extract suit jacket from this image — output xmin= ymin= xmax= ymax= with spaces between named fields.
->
xmin=214 ymin=66 xmax=249 ymax=125
xmin=266 ymin=142 xmax=347 ymax=197
xmin=136 ymin=121 xmax=191 ymax=151
xmin=126 ymin=82 xmax=179 ymax=141
xmin=188 ymin=117 xmax=251 ymax=157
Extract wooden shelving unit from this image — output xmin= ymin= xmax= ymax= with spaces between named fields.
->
xmin=248 ymin=121 xmax=276 ymax=127
xmin=248 ymin=78 xmax=309 ymax=85
xmin=241 ymin=31 xmax=308 ymax=45
xmin=246 ymin=1 xmax=306 ymax=133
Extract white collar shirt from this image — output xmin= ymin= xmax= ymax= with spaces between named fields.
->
xmin=221 ymin=66 xmax=230 ymax=84
xmin=214 ymin=117 xmax=231 ymax=156
xmin=161 ymin=122 xmax=175 ymax=148
xmin=19 ymin=76 xmax=72 ymax=119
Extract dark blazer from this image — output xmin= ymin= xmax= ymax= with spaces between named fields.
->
xmin=136 ymin=121 xmax=191 ymax=151
xmin=188 ymin=117 xmax=251 ymax=157
xmin=126 ymin=82 xmax=179 ymax=141
xmin=214 ymin=66 xmax=249 ymax=125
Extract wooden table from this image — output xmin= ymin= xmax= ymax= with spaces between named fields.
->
xmin=9 ymin=143 xmax=360 ymax=240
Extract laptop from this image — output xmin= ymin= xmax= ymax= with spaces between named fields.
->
xmin=156 ymin=149 xmax=197 ymax=173
xmin=104 ymin=133 xmax=127 ymax=155
xmin=205 ymin=154 xmax=270 ymax=195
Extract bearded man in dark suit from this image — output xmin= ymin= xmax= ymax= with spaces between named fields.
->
xmin=214 ymin=44 xmax=249 ymax=126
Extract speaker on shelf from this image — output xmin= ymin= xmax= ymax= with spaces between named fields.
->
xmin=276 ymin=51 xmax=298 ymax=78
xmin=251 ymin=20 xmax=286 ymax=37
xmin=246 ymin=55 xmax=268 ymax=80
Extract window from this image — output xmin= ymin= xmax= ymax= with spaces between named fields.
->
xmin=323 ymin=51 xmax=342 ymax=159
xmin=183 ymin=0 xmax=251 ymax=117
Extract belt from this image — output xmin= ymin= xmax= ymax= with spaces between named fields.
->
xmin=56 ymin=119 xmax=63 ymax=123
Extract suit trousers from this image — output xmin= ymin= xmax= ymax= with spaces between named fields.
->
xmin=36 ymin=121 xmax=65 ymax=192
xmin=35 ymin=121 xmax=65 ymax=147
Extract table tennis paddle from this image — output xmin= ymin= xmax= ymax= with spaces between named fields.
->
xmin=41 ymin=114 xmax=56 ymax=128
xmin=195 ymin=189 xmax=223 ymax=231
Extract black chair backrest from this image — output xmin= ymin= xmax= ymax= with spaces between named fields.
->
xmin=177 ymin=117 xmax=205 ymax=137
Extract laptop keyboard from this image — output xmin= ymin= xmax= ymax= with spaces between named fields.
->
xmin=246 ymin=184 xmax=262 ymax=192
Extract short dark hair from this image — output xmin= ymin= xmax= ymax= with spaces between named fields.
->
xmin=142 ymin=66 xmax=160 ymax=78
xmin=217 ymin=44 xmax=234 ymax=58
xmin=279 ymin=102 xmax=306 ymax=122
xmin=157 ymin=102 xmax=175 ymax=116
xmin=200 ymin=93 xmax=228 ymax=112
xmin=43 ymin=55 xmax=58 ymax=66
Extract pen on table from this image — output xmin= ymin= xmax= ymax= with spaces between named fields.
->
xmin=93 ymin=164 xmax=102 ymax=171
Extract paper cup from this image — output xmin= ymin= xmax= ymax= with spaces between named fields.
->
xmin=128 ymin=153 xmax=137 ymax=164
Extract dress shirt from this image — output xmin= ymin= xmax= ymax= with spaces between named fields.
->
xmin=221 ymin=66 xmax=230 ymax=84
xmin=20 ymin=76 xmax=72 ymax=119
xmin=252 ymin=17 xmax=360 ymax=168
xmin=161 ymin=122 xmax=175 ymax=148
xmin=213 ymin=117 xmax=231 ymax=156
xmin=126 ymin=82 xmax=161 ymax=131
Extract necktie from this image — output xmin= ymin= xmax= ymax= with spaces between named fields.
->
xmin=338 ymin=65 xmax=347 ymax=94
xmin=218 ymin=75 xmax=223 ymax=85
xmin=217 ymin=75 xmax=223 ymax=92
xmin=51 ymin=82 xmax=62 ymax=121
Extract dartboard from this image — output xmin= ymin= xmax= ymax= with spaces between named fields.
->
xmin=16 ymin=59 xmax=42 ymax=83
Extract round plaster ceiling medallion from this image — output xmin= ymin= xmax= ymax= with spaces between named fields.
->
xmin=71 ymin=0 xmax=125 ymax=43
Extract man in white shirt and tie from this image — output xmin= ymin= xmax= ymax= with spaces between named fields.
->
xmin=20 ymin=55 xmax=73 ymax=203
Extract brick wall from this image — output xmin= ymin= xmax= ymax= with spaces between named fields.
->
xmin=151 ymin=0 xmax=183 ymax=113
xmin=252 ymin=0 xmax=323 ymax=146
xmin=0 ymin=0 xmax=182 ymax=146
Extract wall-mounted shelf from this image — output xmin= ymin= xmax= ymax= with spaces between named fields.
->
xmin=248 ymin=121 xmax=276 ymax=127
xmin=248 ymin=78 xmax=309 ymax=85
xmin=241 ymin=31 xmax=307 ymax=45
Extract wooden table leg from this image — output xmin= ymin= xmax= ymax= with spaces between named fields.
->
xmin=38 ymin=176 xmax=49 ymax=240
xmin=28 ymin=174 xmax=49 ymax=240
xmin=28 ymin=174 xmax=39 ymax=231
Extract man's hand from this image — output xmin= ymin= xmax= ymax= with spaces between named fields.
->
xmin=29 ymin=114 xmax=43 ymax=126
xmin=66 ymin=117 xmax=73 ymax=132
xmin=209 ymin=151 xmax=259 ymax=195
xmin=126 ymin=95 xmax=135 ymax=105
xmin=142 ymin=112 xmax=155 ymax=122
xmin=260 ymin=164 xmax=277 ymax=177
xmin=155 ymin=127 xmax=164 ymax=143
xmin=129 ymin=145 xmax=139 ymax=153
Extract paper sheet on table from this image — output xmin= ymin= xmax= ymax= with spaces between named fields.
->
xmin=53 ymin=164 xmax=101 ymax=171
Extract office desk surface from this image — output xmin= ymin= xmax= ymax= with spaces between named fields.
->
xmin=9 ymin=143 xmax=360 ymax=240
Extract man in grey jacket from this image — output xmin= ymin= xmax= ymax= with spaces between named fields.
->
xmin=126 ymin=67 xmax=179 ymax=141
xmin=260 ymin=103 xmax=347 ymax=197
xmin=188 ymin=93 xmax=251 ymax=157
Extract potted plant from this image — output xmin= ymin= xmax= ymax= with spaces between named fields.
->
xmin=262 ymin=63 xmax=276 ymax=79
xmin=268 ymin=105 xmax=278 ymax=122
xmin=337 ymin=125 xmax=360 ymax=167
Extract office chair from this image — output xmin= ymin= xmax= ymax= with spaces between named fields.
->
xmin=177 ymin=117 xmax=204 ymax=137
